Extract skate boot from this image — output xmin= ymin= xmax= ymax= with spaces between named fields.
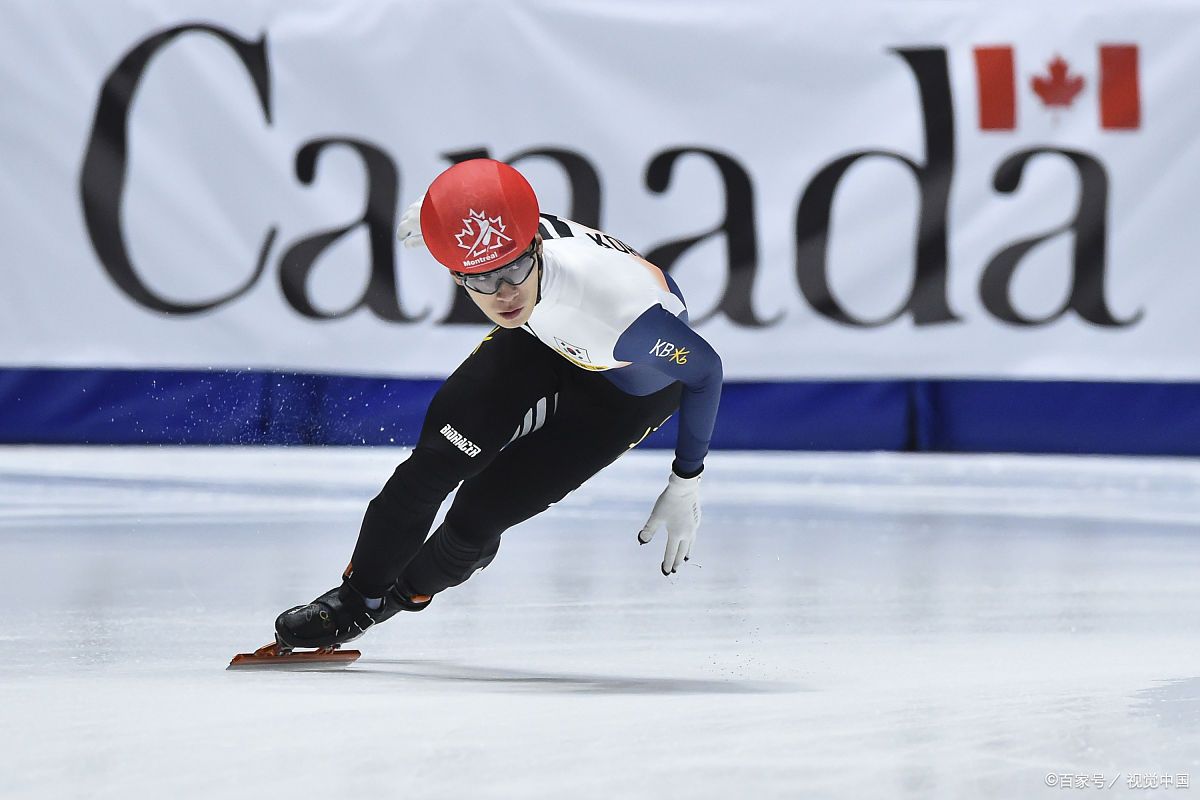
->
xmin=274 ymin=580 xmax=398 ymax=650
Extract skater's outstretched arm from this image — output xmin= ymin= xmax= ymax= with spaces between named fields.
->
xmin=615 ymin=305 xmax=723 ymax=575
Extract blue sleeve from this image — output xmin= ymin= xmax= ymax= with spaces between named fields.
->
xmin=613 ymin=305 xmax=723 ymax=476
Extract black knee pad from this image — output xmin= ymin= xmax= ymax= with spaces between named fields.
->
xmin=401 ymin=522 xmax=502 ymax=596
xmin=433 ymin=523 xmax=501 ymax=578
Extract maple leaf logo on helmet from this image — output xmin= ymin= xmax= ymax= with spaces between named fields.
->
xmin=455 ymin=210 xmax=513 ymax=260
xmin=420 ymin=159 xmax=541 ymax=272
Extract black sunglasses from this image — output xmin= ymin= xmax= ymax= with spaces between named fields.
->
xmin=456 ymin=242 xmax=539 ymax=294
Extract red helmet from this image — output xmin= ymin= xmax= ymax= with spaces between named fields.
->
xmin=420 ymin=159 xmax=540 ymax=273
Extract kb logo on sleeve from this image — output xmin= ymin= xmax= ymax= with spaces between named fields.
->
xmin=650 ymin=339 xmax=689 ymax=365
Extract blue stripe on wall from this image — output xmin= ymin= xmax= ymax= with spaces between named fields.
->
xmin=914 ymin=380 xmax=1200 ymax=455
xmin=1 ymin=367 xmax=1197 ymax=455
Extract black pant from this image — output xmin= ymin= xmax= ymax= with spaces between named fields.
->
xmin=346 ymin=327 xmax=681 ymax=598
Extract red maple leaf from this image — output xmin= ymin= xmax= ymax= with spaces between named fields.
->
xmin=1031 ymin=55 xmax=1085 ymax=108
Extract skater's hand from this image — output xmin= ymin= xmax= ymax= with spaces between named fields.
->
xmin=396 ymin=196 xmax=426 ymax=249
xmin=638 ymin=472 xmax=701 ymax=575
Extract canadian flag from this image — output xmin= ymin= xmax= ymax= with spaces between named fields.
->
xmin=973 ymin=44 xmax=1141 ymax=131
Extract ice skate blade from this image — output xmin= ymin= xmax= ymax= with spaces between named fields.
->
xmin=227 ymin=641 xmax=361 ymax=670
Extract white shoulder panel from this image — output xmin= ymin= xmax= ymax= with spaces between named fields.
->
xmin=525 ymin=222 xmax=684 ymax=371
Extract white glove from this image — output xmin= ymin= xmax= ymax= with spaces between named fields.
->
xmin=396 ymin=196 xmax=426 ymax=249
xmin=638 ymin=472 xmax=701 ymax=576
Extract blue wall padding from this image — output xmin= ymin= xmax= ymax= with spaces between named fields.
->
xmin=0 ymin=370 xmax=449 ymax=446
xmin=0 ymin=369 xmax=270 ymax=444
xmin=1 ymin=367 xmax=1198 ymax=455
xmin=637 ymin=380 xmax=912 ymax=452
xmin=918 ymin=380 xmax=1200 ymax=455
xmin=303 ymin=376 xmax=442 ymax=445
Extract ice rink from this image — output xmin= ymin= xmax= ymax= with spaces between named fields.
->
xmin=1 ymin=446 xmax=1198 ymax=799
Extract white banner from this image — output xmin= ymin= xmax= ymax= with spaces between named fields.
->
xmin=2 ymin=0 xmax=1199 ymax=380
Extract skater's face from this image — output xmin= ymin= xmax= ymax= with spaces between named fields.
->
xmin=455 ymin=237 xmax=541 ymax=329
